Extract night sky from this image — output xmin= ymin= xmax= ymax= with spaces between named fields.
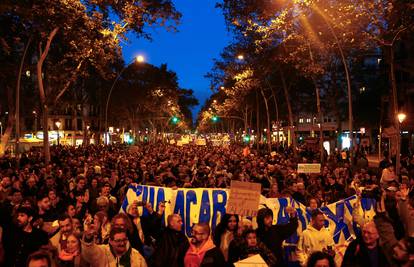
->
xmin=121 ymin=1 xmax=232 ymax=119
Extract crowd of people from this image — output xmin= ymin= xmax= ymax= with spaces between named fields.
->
xmin=0 ymin=143 xmax=413 ymax=267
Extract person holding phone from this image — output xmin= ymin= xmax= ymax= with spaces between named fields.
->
xmin=297 ymin=210 xmax=335 ymax=267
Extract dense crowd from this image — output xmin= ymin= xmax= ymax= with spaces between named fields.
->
xmin=0 ymin=143 xmax=414 ymax=267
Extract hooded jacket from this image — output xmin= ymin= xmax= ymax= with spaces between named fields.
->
xmin=256 ymin=208 xmax=298 ymax=266
xmin=296 ymin=225 xmax=335 ymax=266
xmin=184 ymin=237 xmax=226 ymax=267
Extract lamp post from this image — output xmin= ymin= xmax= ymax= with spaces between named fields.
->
xmin=105 ymin=55 xmax=145 ymax=144
xmin=396 ymin=112 xmax=406 ymax=175
xmin=0 ymin=122 xmax=2 ymax=143
xmin=55 ymin=121 xmax=61 ymax=145
xmin=33 ymin=111 xmax=37 ymax=132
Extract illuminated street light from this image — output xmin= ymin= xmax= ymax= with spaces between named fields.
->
xmin=220 ymin=86 xmax=225 ymax=90
xmin=136 ymin=55 xmax=145 ymax=63
xmin=105 ymin=54 xmax=146 ymax=144
xmin=237 ymin=54 xmax=244 ymax=60
xmin=213 ymin=100 xmax=217 ymax=104
xmin=55 ymin=121 xmax=61 ymax=145
xmin=398 ymin=113 xmax=406 ymax=124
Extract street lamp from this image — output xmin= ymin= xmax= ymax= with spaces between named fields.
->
xmin=55 ymin=121 xmax=61 ymax=145
xmin=398 ymin=113 xmax=406 ymax=124
xmin=237 ymin=54 xmax=244 ymax=60
xmin=33 ymin=111 xmax=37 ymax=132
xmin=396 ymin=112 xmax=407 ymax=175
xmin=105 ymin=55 xmax=145 ymax=144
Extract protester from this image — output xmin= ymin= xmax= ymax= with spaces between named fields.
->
xmin=297 ymin=210 xmax=335 ymax=266
xmin=213 ymin=214 xmax=239 ymax=262
xmin=151 ymin=214 xmax=189 ymax=267
xmin=50 ymin=214 xmax=74 ymax=254
xmin=238 ymin=229 xmax=278 ymax=266
xmin=184 ymin=223 xmax=226 ymax=267
xmin=306 ymin=251 xmax=335 ymax=267
xmin=57 ymin=233 xmax=89 ymax=266
xmin=81 ymin=227 xmax=147 ymax=267
xmin=2 ymin=206 xmax=49 ymax=266
xmin=256 ymin=206 xmax=298 ymax=265
xmin=341 ymin=221 xmax=388 ymax=267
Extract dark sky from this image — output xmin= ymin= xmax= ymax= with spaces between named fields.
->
xmin=121 ymin=1 xmax=232 ymax=120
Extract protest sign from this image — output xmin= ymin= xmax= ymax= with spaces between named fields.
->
xmin=226 ymin=181 xmax=261 ymax=217
xmin=234 ymin=254 xmax=267 ymax=267
xmin=196 ymin=139 xmax=206 ymax=146
xmin=297 ymin=163 xmax=321 ymax=173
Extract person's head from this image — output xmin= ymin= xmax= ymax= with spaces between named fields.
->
xmin=10 ymin=188 xmax=23 ymax=204
xmin=26 ymin=250 xmax=52 ymax=267
xmin=167 ymin=214 xmax=183 ymax=232
xmin=37 ymin=194 xmax=50 ymax=212
xmin=191 ymin=223 xmax=210 ymax=247
xmin=258 ymin=208 xmax=274 ymax=228
xmin=270 ymin=183 xmax=279 ymax=193
xmin=16 ymin=206 xmax=34 ymax=228
xmin=243 ymin=229 xmax=258 ymax=248
xmin=109 ymin=228 xmax=129 ymax=256
xmin=126 ymin=203 xmax=139 ymax=217
xmin=111 ymin=213 xmax=133 ymax=234
xmin=362 ymin=221 xmax=379 ymax=248
xmin=65 ymin=233 xmax=80 ymax=254
xmin=311 ymin=210 xmax=325 ymax=231
xmin=94 ymin=211 xmax=108 ymax=228
xmin=76 ymin=178 xmax=86 ymax=190
xmin=58 ymin=214 xmax=73 ymax=236
xmin=1 ymin=176 xmax=11 ymax=188
xmin=308 ymin=198 xmax=319 ymax=210
xmin=101 ymin=183 xmax=111 ymax=196
xmin=66 ymin=204 xmax=76 ymax=218
xmin=96 ymin=196 xmax=109 ymax=211
xmin=306 ymin=251 xmax=335 ymax=267
xmin=48 ymin=189 xmax=57 ymax=201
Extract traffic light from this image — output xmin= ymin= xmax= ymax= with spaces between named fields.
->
xmin=171 ymin=116 xmax=180 ymax=124
xmin=211 ymin=115 xmax=219 ymax=123
xmin=243 ymin=135 xmax=250 ymax=143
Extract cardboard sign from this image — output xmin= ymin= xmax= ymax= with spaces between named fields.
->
xmin=196 ymin=139 xmax=206 ymax=146
xmin=297 ymin=163 xmax=321 ymax=173
xmin=227 ymin=181 xmax=261 ymax=217
xmin=234 ymin=254 xmax=267 ymax=267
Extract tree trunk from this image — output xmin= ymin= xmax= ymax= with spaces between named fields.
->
xmin=0 ymin=86 xmax=15 ymax=157
xmin=389 ymin=45 xmax=401 ymax=175
xmin=267 ymin=79 xmax=280 ymax=148
xmin=15 ymin=37 xmax=32 ymax=154
xmin=280 ymin=69 xmax=297 ymax=155
xmin=256 ymin=92 xmax=260 ymax=150
xmin=37 ymin=27 xmax=58 ymax=164
xmin=260 ymin=89 xmax=272 ymax=153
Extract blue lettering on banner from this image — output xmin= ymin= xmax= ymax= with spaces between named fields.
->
xmin=277 ymin=198 xmax=289 ymax=224
xmin=199 ymin=190 xmax=211 ymax=224
xmin=156 ymin=188 xmax=166 ymax=225
xmin=320 ymin=202 xmax=351 ymax=243
xmin=173 ymin=190 xmax=185 ymax=226
xmin=212 ymin=190 xmax=227 ymax=229
xmin=361 ymin=198 xmax=376 ymax=211
xmin=142 ymin=186 xmax=149 ymax=216
xmin=186 ymin=190 xmax=197 ymax=236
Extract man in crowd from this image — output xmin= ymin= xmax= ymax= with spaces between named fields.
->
xmin=49 ymin=214 xmax=74 ymax=254
xmin=2 ymin=206 xmax=49 ymax=266
xmin=341 ymin=221 xmax=388 ymax=267
xmin=184 ymin=223 xmax=226 ymax=267
xmin=257 ymin=206 xmax=298 ymax=265
xmin=151 ymin=214 xmax=189 ymax=267
xmin=297 ymin=209 xmax=335 ymax=266
xmin=82 ymin=226 xmax=147 ymax=266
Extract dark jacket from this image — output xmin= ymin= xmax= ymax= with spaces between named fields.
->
xmin=256 ymin=208 xmax=298 ymax=267
xmin=341 ymin=238 xmax=389 ymax=267
xmin=3 ymin=225 xmax=49 ymax=267
xmin=200 ymin=247 xmax=226 ymax=267
xmin=151 ymin=227 xmax=190 ymax=267
xmin=239 ymin=242 xmax=278 ymax=267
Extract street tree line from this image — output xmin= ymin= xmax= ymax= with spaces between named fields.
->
xmin=200 ymin=0 xmax=414 ymax=160
xmin=0 ymin=0 xmax=197 ymax=162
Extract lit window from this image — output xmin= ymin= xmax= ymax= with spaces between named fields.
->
xmin=299 ymin=118 xmax=304 ymax=123
xmin=359 ymin=87 xmax=366 ymax=93
xmin=306 ymin=118 xmax=311 ymax=123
